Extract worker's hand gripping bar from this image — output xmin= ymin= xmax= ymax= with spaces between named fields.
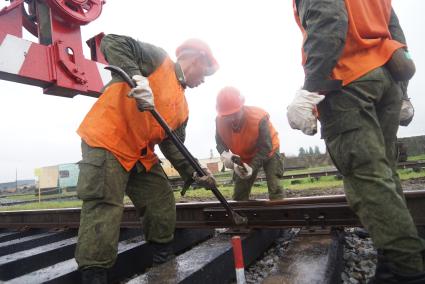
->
xmin=104 ymin=65 xmax=248 ymax=225
xmin=231 ymin=155 xmax=248 ymax=174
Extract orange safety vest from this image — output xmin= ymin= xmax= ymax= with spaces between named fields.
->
xmin=294 ymin=0 xmax=405 ymax=86
xmin=216 ymin=106 xmax=279 ymax=164
xmin=77 ymin=57 xmax=188 ymax=171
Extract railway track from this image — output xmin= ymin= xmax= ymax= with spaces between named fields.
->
xmin=1 ymin=160 xmax=423 ymax=206
xmin=171 ymin=160 xmax=425 ymax=188
xmin=1 ymin=190 xmax=424 ymax=229
xmin=0 ymin=190 xmax=424 ymax=283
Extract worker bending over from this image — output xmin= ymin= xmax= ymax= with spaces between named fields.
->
xmin=75 ymin=34 xmax=218 ymax=283
xmin=216 ymin=86 xmax=284 ymax=201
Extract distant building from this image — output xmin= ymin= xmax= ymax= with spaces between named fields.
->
xmin=33 ymin=156 xmax=225 ymax=191
xmin=160 ymin=157 xmax=223 ymax=177
xmin=34 ymin=163 xmax=79 ymax=195
xmin=0 ymin=180 xmax=36 ymax=193
xmin=201 ymin=157 xmax=222 ymax=174
xmin=58 ymin=163 xmax=79 ymax=192
xmin=398 ymin=135 xmax=425 ymax=157
xmin=34 ymin=166 xmax=57 ymax=195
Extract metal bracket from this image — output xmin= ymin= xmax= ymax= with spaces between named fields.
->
xmin=54 ymin=40 xmax=87 ymax=85
xmin=0 ymin=0 xmax=109 ymax=97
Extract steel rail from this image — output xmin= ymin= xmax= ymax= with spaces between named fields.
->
xmin=0 ymin=190 xmax=424 ymax=229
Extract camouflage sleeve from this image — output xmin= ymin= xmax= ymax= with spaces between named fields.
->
xmin=100 ymin=34 xmax=143 ymax=80
xmin=250 ymin=117 xmax=274 ymax=171
xmin=159 ymin=120 xmax=196 ymax=183
xmin=215 ymin=120 xmax=229 ymax=155
xmin=296 ymin=0 xmax=348 ymax=92
xmin=389 ymin=8 xmax=406 ymax=45
xmin=388 ymin=9 xmax=409 ymax=100
xmin=100 ymin=34 xmax=167 ymax=82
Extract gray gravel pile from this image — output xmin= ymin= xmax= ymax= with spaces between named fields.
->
xmin=342 ymin=227 xmax=377 ymax=284
xmin=244 ymin=228 xmax=299 ymax=283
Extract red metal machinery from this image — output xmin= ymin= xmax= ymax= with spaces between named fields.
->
xmin=0 ymin=0 xmax=110 ymax=97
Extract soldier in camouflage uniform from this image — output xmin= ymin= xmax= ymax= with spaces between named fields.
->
xmin=215 ymin=86 xmax=284 ymax=201
xmin=75 ymin=34 xmax=218 ymax=283
xmin=289 ymin=0 xmax=425 ymax=283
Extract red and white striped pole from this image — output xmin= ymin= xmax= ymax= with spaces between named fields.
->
xmin=231 ymin=236 xmax=246 ymax=284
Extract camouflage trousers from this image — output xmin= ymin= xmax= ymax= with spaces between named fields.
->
xmin=75 ymin=141 xmax=176 ymax=269
xmin=318 ymin=67 xmax=425 ymax=273
xmin=233 ymin=152 xmax=285 ymax=201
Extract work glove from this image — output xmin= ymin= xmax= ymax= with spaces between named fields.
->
xmin=128 ymin=75 xmax=154 ymax=111
xmin=234 ymin=163 xmax=253 ymax=180
xmin=399 ymin=98 xmax=414 ymax=126
xmin=220 ymin=150 xmax=237 ymax=169
xmin=192 ymin=168 xmax=217 ymax=190
xmin=287 ymin=89 xmax=325 ymax=135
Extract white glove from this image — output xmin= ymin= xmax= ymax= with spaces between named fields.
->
xmin=220 ymin=150 xmax=237 ymax=169
xmin=399 ymin=99 xmax=414 ymax=126
xmin=287 ymin=89 xmax=325 ymax=135
xmin=234 ymin=163 xmax=253 ymax=180
xmin=128 ymin=75 xmax=154 ymax=111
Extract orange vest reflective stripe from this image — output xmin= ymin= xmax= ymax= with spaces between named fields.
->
xmin=216 ymin=106 xmax=279 ymax=164
xmin=77 ymin=57 xmax=188 ymax=171
xmin=294 ymin=0 xmax=404 ymax=86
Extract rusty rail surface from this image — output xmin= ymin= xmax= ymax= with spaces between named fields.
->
xmin=0 ymin=190 xmax=424 ymax=229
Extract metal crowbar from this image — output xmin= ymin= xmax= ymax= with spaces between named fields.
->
xmin=104 ymin=65 xmax=248 ymax=226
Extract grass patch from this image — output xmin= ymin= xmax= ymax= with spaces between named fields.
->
xmin=407 ymin=155 xmax=425 ymax=161
xmin=2 ymin=192 xmax=76 ymax=201
xmin=399 ymin=168 xmax=425 ymax=180
xmin=1 ymin=200 xmax=82 ymax=211
xmin=284 ymin=176 xmax=342 ymax=190
xmin=284 ymin=165 xmax=335 ymax=175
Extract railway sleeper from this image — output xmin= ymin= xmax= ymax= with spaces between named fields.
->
xmin=127 ymin=228 xmax=282 ymax=284
xmin=0 ymin=229 xmax=76 ymax=256
xmin=0 ymin=228 xmax=140 ymax=281
xmin=0 ymin=229 xmax=50 ymax=243
xmin=2 ymin=228 xmax=213 ymax=283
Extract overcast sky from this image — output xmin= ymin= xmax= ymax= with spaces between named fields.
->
xmin=0 ymin=0 xmax=424 ymax=182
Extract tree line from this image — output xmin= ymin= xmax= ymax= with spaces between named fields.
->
xmin=298 ymin=146 xmax=322 ymax=157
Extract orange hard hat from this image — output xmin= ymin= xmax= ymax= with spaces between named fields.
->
xmin=216 ymin=86 xmax=245 ymax=116
xmin=176 ymin=38 xmax=219 ymax=76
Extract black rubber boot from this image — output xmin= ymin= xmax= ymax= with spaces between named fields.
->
xmin=369 ymin=254 xmax=425 ymax=284
xmin=81 ymin=267 xmax=108 ymax=284
xmin=151 ymin=241 xmax=175 ymax=266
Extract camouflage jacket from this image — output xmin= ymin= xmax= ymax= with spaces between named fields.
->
xmin=295 ymin=0 xmax=408 ymax=95
xmin=100 ymin=34 xmax=195 ymax=181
